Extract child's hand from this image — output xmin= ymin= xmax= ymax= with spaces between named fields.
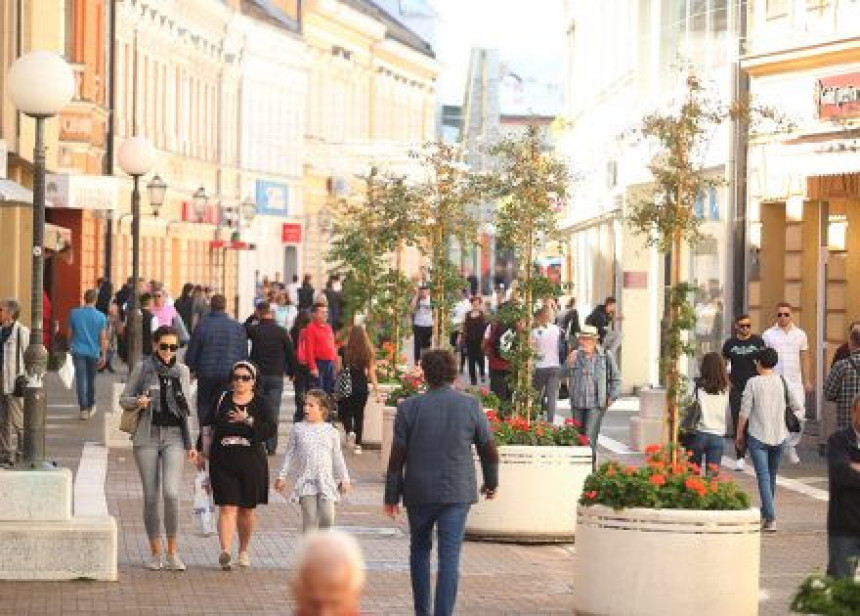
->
xmin=274 ymin=477 xmax=287 ymax=493
xmin=339 ymin=481 xmax=352 ymax=495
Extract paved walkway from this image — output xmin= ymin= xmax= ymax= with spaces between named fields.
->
xmin=0 ymin=372 xmax=834 ymax=614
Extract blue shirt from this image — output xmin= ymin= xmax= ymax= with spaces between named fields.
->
xmin=69 ymin=306 xmax=106 ymax=359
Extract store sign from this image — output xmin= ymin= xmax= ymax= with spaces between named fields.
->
xmin=45 ymin=173 xmax=118 ymax=210
xmin=255 ymin=180 xmax=289 ymax=217
xmin=282 ymin=223 xmax=302 ymax=244
xmin=623 ymin=271 xmax=648 ymax=289
xmin=815 ymin=72 xmax=860 ymax=120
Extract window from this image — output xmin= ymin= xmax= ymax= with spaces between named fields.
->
xmin=766 ymin=0 xmax=791 ymax=19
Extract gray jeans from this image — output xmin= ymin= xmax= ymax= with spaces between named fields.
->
xmin=299 ymin=494 xmax=335 ymax=533
xmin=133 ymin=425 xmax=185 ymax=540
xmin=533 ymin=367 xmax=561 ymax=423
xmin=0 ymin=394 xmax=23 ymax=462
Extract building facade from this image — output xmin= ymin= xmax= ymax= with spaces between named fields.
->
xmin=301 ymin=0 xmax=438 ymax=287
xmin=742 ymin=0 xmax=860 ymax=419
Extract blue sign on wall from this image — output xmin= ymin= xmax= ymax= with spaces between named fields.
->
xmin=255 ymin=180 xmax=290 ymax=217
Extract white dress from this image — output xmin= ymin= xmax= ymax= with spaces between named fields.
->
xmin=276 ymin=422 xmax=349 ymax=502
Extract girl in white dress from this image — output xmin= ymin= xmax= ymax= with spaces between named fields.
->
xmin=274 ymin=390 xmax=351 ymax=532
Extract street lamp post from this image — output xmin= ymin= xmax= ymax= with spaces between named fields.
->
xmin=118 ymin=136 xmax=157 ymax=370
xmin=7 ymin=51 xmax=75 ymax=468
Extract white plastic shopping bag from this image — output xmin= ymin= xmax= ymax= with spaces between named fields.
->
xmin=58 ymin=353 xmax=74 ymax=390
xmin=191 ymin=470 xmax=216 ymax=536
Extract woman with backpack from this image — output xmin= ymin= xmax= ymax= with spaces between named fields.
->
xmin=336 ymin=326 xmax=379 ymax=455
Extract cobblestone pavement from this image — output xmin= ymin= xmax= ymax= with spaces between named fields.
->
xmin=0 ymin=375 xmax=833 ymax=615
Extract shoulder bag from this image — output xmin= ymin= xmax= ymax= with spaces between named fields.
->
xmin=681 ymin=385 xmax=702 ymax=434
xmin=119 ymin=363 xmax=151 ymax=434
xmin=12 ymin=327 xmax=27 ymax=398
xmin=781 ymin=377 xmax=802 ymax=434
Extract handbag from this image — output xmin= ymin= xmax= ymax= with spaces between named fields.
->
xmin=12 ymin=328 xmax=27 ymax=397
xmin=781 ymin=377 xmax=801 ymax=433
xmin=681 ymin=385 xmax=702 ymax=434
xmin=119 ymin=406 xmax=143 ymax=434
xmin=334 ymin=367 xmax=353 ymax=401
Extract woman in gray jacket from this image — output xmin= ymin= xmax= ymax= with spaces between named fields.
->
xmin=120 ymin=325 xmax=197 ymax=570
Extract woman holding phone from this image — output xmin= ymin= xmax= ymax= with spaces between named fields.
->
xmin=120 ymin=325 xmax=197 ymax=571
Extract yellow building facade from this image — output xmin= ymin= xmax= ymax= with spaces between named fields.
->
xmin=301 ymin=0 xmax=438 ymax=286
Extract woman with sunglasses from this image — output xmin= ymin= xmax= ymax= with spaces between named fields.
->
xmin=120 ymin=326 xmax=196 ymax=571
xmin=198 ymin=360 xmax=276 ymax=570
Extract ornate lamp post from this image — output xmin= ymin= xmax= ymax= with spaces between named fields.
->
xmin=146 ymin=174 xmax=167 ymax=218
xmin=117 ymin=135 xmax=157 ymax=370
xmin=7 ymin=51 xmax=75 ymax=468
xmin=192 ymin=186 xmax=209 ymax=221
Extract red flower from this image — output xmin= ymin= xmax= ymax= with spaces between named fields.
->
xmin=577 ymin=434 xmax=590 ymax=446
xmin=685 ymin=476 xmax=707 ymax=496
xmin=644 ymin=444 xmax=662 ymax=455
xmin=565 ymin=417 xmax=582 ymax=428
xmin=624 ymin=465 xmax=638 ymax=476
xmin=584 ymin=490 xmax=598 ymax=500
xmin=649 ymin=474 xmax=667 ymax=487
xmin=606 ymin=466 xmax=617 ymax=477
xmin=485 ymin=410 xmax=497 ymax=421
xmin=480 ymin=387 xmax=489 ymax=396
xmin=707 ymin=463 xmax=721 ymax=474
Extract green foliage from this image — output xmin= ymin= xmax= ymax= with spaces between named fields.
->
xmin=481 ymin=125 xmax=571 ymax=421
xmin=791 ymin=572 xmax=860 ymax=615
xmin=410 ymin=143 xmax=482 ymax=347
xmin=580 ymin=444 xmax=751 ymax=511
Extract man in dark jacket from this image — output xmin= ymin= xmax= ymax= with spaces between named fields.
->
xmin=248 ymin=302 xmax=296 ymax=455
xmin=826 ymin=393 xmax=860 ymax=578
xmin=185 ymin=294 xmax=248 ymax=422
xmin=585 ymin=296 xmax=616 ymax=345
xmin=384 ymin=349 xmax=499 ymax=616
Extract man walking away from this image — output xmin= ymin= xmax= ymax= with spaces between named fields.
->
xmin=824 ymin=325 xmax=860 ymax=439
xmin=68 ymin=289 xmax=107 ymax=420
xmin=0 ymin=299 xmax=29 ymax=465
xmin=762 ymin=302 xmax=812 ymax=464
xmin=531 ymin=307 xmax=563 ymax=424
xmin=585 ymin=296 xmax=617 ymax=346
xmin=385 ymin=349 xmax=499 ymax=616
xmin=248 ymin=302 xmax=296 ymax=455
xmin=826 ymin=393 xmax=860 ymax=579
xmin=722 ymin=314 xmax=766 ymax=471
xmin=184 ymin=294 xmax=247 ymax=423
xmin=298 ymin=275 xmax=315 ymax=313
xmin=304 ymin=303 xmax=338 ymax=395
xmin=412 ymin=286 xmax=433 ymax=364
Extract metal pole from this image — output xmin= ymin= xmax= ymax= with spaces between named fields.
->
xmin=128 ymin=175 xmax=142 ymax=369
xmin=21 ymin=116 xmax=50 ymax=468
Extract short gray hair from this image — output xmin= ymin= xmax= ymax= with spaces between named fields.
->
xmin=1 ymin=299 xmax=21 ymax=320
xmin=291 ymin=530 xmax=366 ymax=596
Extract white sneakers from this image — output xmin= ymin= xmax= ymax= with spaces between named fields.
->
xmin=354 ymin=445 xmax=362 ymax=455
xmin=145 ymin=554 xmax=163 ymax=571
xmin=734 ymin=458 xmax=746 ymax=472
xmin=146 ymin=553 xmax=186 ymax=571
xmin=79 ymin=406 xmax=95 ymax=420
xmin=237 ymin=551 xmax=250 ymax=568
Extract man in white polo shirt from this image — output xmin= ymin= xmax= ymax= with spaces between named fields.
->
xmin=762 ymin=301 xmax=812 ymax=464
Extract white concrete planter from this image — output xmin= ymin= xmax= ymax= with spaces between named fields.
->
xmin=362 ymin=383 xmax=396 ymax=449
xmin=465 ymin=445 xmax=593 ymax=542
xmin=573 ymin=504 xmax=761 ymax=616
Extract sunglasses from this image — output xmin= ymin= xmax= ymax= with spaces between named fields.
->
xmin=231 ymin=374 xmax=253 ymax=382
xmin=737 ymin=323 xmax=751 ymax=329
xmin=158 ymin=343 xmax=179 ymax=352
xmin=777 ymin=312 xmax=791 ymax=317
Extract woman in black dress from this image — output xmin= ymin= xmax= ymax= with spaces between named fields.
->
xmin=462 ymin=296 xmax=487 ymax=386
xmin=199 ymin=360 xmax=275 ymax=570
xmin=337 ymin=325 xmax=379 ymax=454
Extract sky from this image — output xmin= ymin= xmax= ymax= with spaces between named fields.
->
xmin=430 ymin=0 xmax=567 ymax=108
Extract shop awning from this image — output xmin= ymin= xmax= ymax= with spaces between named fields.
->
xmin=0 ymin=179 xmax=34 ymax=204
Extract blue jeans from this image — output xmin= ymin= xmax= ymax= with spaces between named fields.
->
xmin=311 ymin=359 xmax=335 ymax=395
xmin=259 ymin=375 xmax=284 ymax=453
xmin=691 ymin=432 xmax=725 ymax=473
xmin=407 ymin=503 xmax=471 ymax=616
xmin=827 ymin=535 xmax=860 ymax=579
xmin=72 ymin=354 xmax=98 ymax=410
xmin=748 ymin=436 xmax=782 ymax=521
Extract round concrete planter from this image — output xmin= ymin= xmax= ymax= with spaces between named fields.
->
xmin=573 ymin=504 xmax=761 ymax=615
xmin=465 ymin=445 xmax=593 ymax=543
xmin=362 ymin=383 xmax=397 ymax=449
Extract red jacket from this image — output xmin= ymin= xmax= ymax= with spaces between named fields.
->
xmin=302 ymin=321 xmax=336 ymax=367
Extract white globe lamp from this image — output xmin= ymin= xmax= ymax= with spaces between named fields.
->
xmin=7 ymin=51 xmax=75 ymax=117
xmin=118 ymin=135 xmax=156 ymax=177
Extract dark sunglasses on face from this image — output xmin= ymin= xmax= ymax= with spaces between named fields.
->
xmin=737 ymin=323 xmax=751 ymax=329
xmin=777 ymin=312 xmax=791 ymax=317
xmin=232 ymin=374 xmax=253 ymax=382
xmin=158 ymin=343 xmax=179 ymax=352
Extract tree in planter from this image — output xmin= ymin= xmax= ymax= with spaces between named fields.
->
xmin=485 ymin=124 xmax=570 ymax=423
xmin=411 ymin=143 xmax=481 ymax=347
xmin=627 ymin=73 xmax=785 ymax=462
xmin=326 ymin=168 xmax=388 ymax=335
